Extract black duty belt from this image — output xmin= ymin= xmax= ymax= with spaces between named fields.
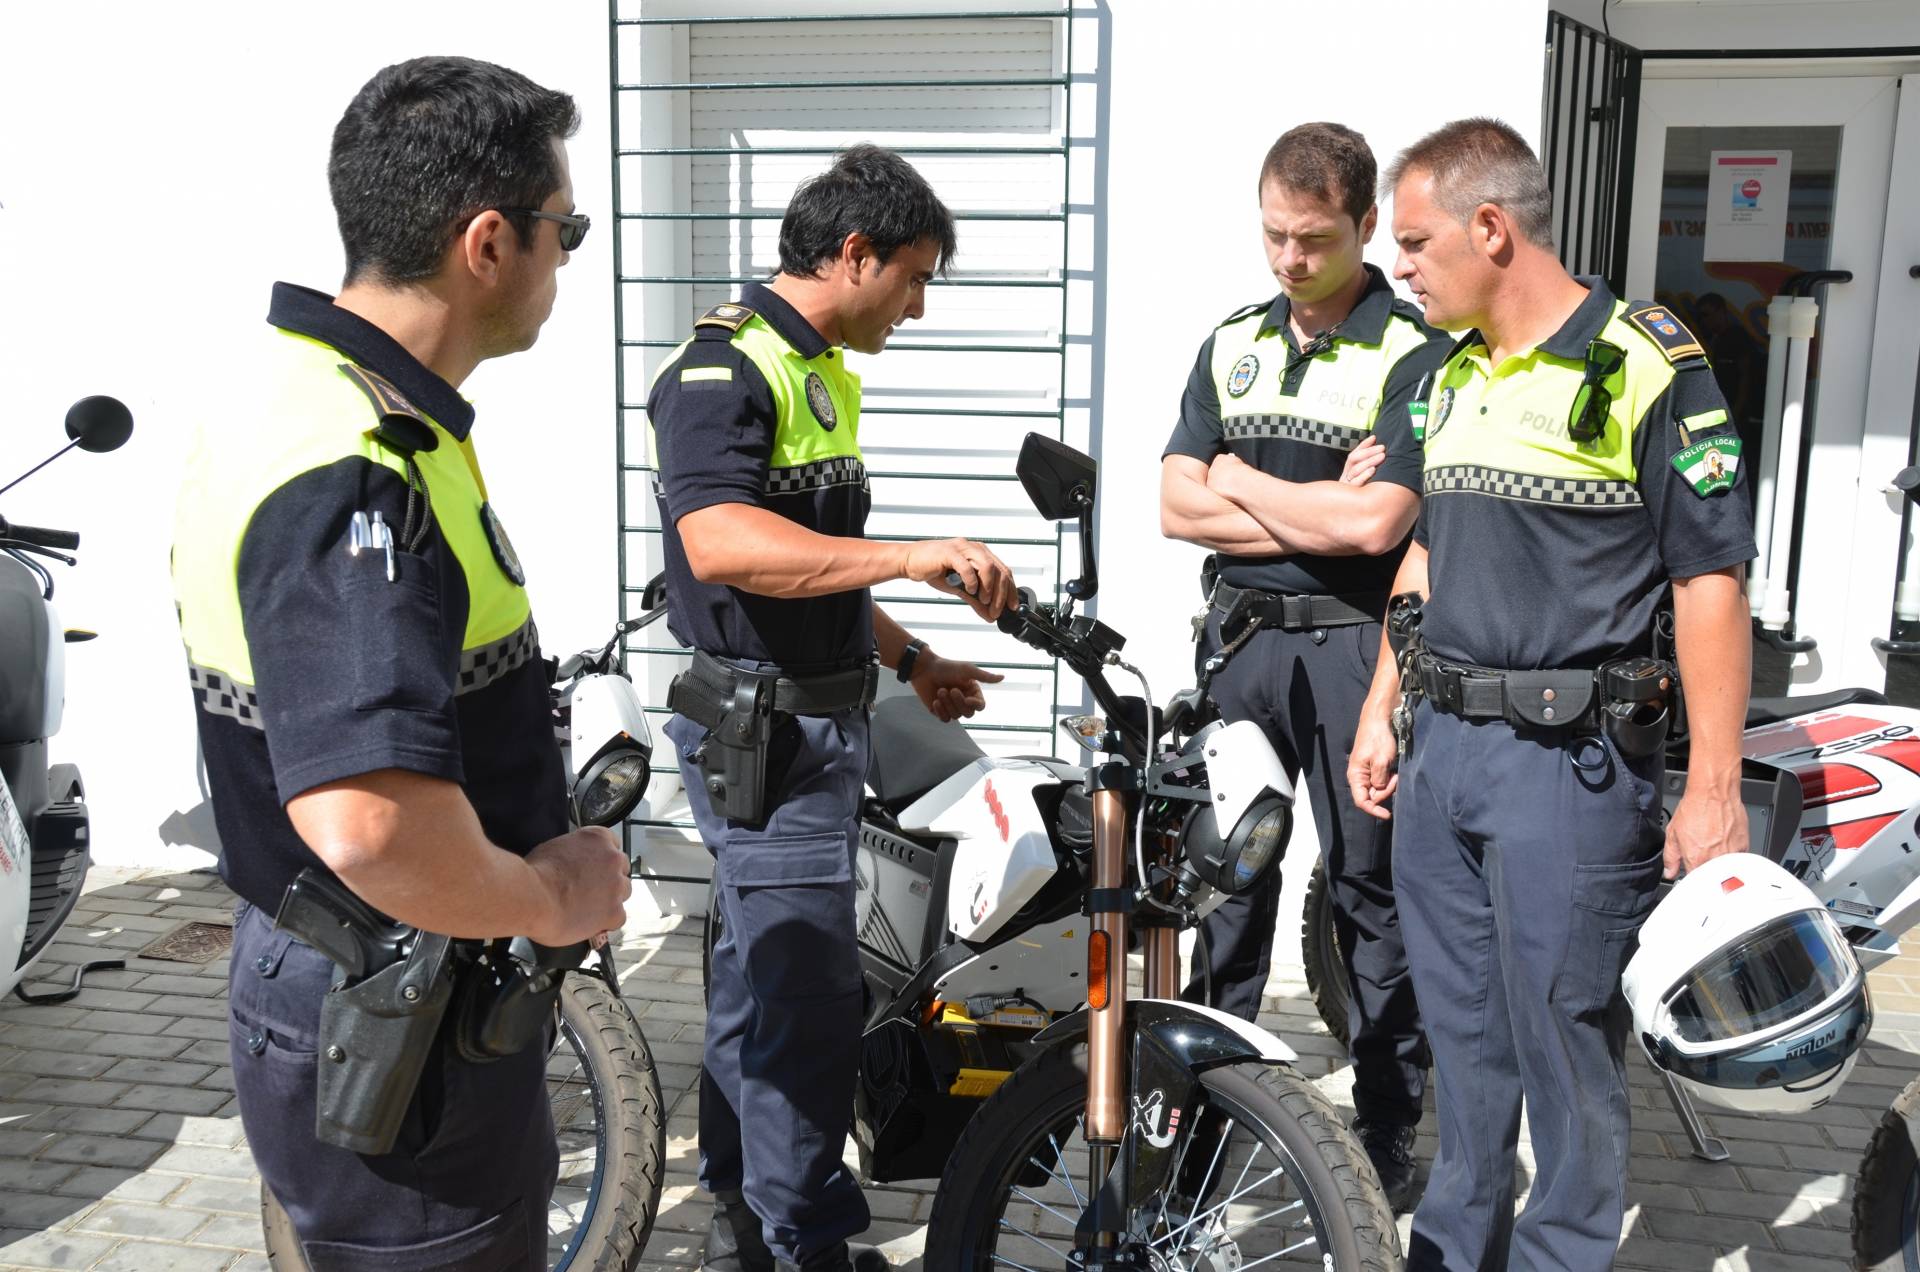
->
xmin=1212 ymin=583 xmax=1378 ymax=633
xmin=1413 ymin=653 xmax=1600 ymax=730
xmin=685 ymin=649 xmax=879 ymax=717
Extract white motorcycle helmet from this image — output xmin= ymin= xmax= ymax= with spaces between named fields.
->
xmin=1621 ymin=852 xmax=1870 ymax=1115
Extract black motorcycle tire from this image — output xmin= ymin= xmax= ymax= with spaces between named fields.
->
xmin=1854 ymin=1074 xmax=1920 ymax=1272
xmin=1302 ymin=857 xmax=1350 ymax=1048
xmin=925 ymin=1039 xmax=1399 ymax=1272
xmin=261 ymin=972 xmax=664 ymax=1272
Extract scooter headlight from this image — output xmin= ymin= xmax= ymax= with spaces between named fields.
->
xmin=572 ymin=747 xmax=651 ymax=828
xmin=1182 ymin=796 xmax=1290 ymax=895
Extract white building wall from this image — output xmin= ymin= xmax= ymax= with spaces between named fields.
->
xmin=0 ymin=0 xmax=1545 ymax=886
xmin=1552 ymin=0 xmax=1920 ymax=52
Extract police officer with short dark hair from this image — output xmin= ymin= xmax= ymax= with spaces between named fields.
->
xmin=172 ymin=57 xmax=630 ymax=1268
xmin=1160 ymin=121 xmax=1446 ymax=1210
xmin=647 ymin=145 xmax=1016 ymax=1272
xmin=1354 ymin=118 xmax=1755 ymax=1269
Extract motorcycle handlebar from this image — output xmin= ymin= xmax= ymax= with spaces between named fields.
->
xmin=0 ymin=518 xmax=79 ymax=550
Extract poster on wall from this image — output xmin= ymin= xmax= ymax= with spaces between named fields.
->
xmin=1704 ymin=150 xmax=1792 ymax=262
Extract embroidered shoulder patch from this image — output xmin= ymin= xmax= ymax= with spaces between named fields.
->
xmin=1625 ymin=305 xmax=1706 ymax=364
xmin=338 ymin=363 xmax=438 ymax=454
xmin=695 ymin=303 xmax=756 ymax=333
xmin=1671 ymin=434 xmax=1742 ymax=497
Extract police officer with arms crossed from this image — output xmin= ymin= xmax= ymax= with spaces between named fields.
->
xmin=1352 ymin=119 xmax=1754 ymax=1269
xmin=1160 ymin=122 xmax=1447 ymax=1211
xmin=646 ymin=146 xmax=1016 ymax=1272
xmin=171 ymin=58 xmax=629 ymax=1268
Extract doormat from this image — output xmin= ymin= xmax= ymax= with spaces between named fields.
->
xmin=137 ymin=921 xmax=234 ymax=964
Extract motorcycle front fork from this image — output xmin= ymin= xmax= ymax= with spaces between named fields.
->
xmin=1083 ymin=784 xmax=1183 ymax=1258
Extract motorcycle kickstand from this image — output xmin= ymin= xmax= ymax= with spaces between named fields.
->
xmin=1659 ymin=1068 xmax=1729 ymax=1162
xmin=13 ymin=958 xmax=126 ymax=1006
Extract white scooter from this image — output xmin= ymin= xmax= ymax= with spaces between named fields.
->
xmin=1 ymin=395 xmax=134 ymax=1003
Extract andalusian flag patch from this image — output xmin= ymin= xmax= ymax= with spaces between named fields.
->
xmin=1671 ymin=435 xmax=1742 ymax=496
xmin=1408 ymin=399 xmax=1428 ymax=443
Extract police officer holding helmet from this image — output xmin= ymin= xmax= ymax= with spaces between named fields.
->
xmin=1351 ymin=118 xmax=1755 ymax=1269
xmin=647 ymin=146 xmax=1015 ymax=1272
xmin=172 ymin=58 xmax=628 ymax=1268
xmin=1160 ymin=122 xmax=1447 ymax=1211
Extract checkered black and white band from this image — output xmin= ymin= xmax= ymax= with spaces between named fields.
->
xmin=1424 ymin=464 xmax=1642 ymax=508
xmin=1222 ymin=414 xmax=1371 ymax=452
xmin=765 ymin=456 xmax=869 ymax=496
xmin=459 ymin=618 xmax=539 ymax=696
xmin=189 ymin=662 xmax=262 ymax=729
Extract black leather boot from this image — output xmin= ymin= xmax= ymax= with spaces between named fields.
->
xmin=774 ymin=1240 xmax=890 ymax=1272
xmin=1353 ymin=1120 xmax=1420 ymax=1214
xmin=702 ymin=1190 xmax=775 ymax=1272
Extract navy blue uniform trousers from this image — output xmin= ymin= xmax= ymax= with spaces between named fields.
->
xmin=667 ymin=705 xmax=871 ymax=1265
xmin=227 ymin=902 xmax=557 ymax=1271
xmin=1183 ymin=617 xmax=1428 ymax=1128
xmin=1396 ymin=703 xmax=1664 ymax=1271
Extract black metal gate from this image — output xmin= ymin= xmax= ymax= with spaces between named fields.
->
xmin=1541 ymin=12 xmax=1642 ymax=293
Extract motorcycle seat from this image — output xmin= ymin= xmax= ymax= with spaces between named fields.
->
xmin=866 ymin=695 xmax=988 ymax=815
xmin=1746 ymin=687 xmax=1888 ymax=730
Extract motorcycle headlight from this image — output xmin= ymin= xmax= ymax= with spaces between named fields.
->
xmin=572 ymin=747 xmax=651 ymax=828
xmin=1182 ymin=796 xmax=1290 ymax=895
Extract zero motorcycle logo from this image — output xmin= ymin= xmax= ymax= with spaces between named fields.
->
xmin=1130 ymin=1088 xmax=1181 ymax=1149
xmin=982 ymin=779 xmax=1011 ymax=842
xmin=1774 ymin=723 xmax=1913 ymax=763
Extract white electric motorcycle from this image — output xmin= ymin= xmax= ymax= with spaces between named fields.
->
xmin=706 ymin=435 xmax=1400 ymax=1271
xmin=1 ymin=396 xmax=133 ymax=1004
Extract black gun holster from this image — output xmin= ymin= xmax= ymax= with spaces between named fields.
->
xmin=275 ymin=871 xmax=457 ymax=1156
xmin=667 ymin=650 xmax=879 ymax=823
xmin=668 ymin=659 xmax=777 ymax=823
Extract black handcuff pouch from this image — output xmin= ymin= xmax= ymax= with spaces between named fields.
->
xmin=1597 ymin=655 xmax=1676 ymax=760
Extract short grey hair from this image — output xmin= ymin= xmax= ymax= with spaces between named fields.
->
xmin=1384 ymin=117 xmax=1556 ymax=249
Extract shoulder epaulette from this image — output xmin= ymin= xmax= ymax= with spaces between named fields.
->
xmin=337 ymin=362 xmax=438 ymax=454
xmin=1217 ymin=299 xmax=1271 ymax=328
xmin=1388 ymin=297 xmax=1435 ymax=330
xmin=1623 ymin=303 xmax=1707 ymax=364
xmin=694 ymin=303 xmax=757 ymax=337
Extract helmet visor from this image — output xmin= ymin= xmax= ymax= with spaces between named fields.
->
xmin=1666 ymin=910 xmax=1856 ymax=1045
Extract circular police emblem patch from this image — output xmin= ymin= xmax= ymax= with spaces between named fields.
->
xmin=1430 ymin=386 xmax=1455 ymax=438
xmin=1226 ymin=354 xmax=1260 ymax=399
xmin=480 ymin=502 xmax=525 ymax=586
xmin=805 ymin=372 xmax=837 ymax=431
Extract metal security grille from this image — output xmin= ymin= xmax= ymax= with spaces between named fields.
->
xmin=1542 ymin=12 xmax=1643 ymax=293
xmin=608 ymin=3 xmax=1092 ymax=890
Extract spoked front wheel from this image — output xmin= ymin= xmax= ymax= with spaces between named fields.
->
xmin=925 ymin=1041 xmax=1400 ymax=1272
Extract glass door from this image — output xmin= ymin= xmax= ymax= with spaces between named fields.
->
xmin=1624 ymin=73 xmax=1903 ymax=696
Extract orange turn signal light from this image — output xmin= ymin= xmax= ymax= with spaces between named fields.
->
xmin=1087 ymin=930 xmax=1111 ymax=1010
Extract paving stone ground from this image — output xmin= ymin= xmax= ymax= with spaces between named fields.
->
xmin=2 ymin=866 xmax=1916 ymax=1271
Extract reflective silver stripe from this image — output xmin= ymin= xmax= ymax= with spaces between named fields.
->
xmin=1221 ymin=414 xmax=1370 ymax=452
xmin=1424 ymin=464 xmax=1642 ymax=508
xmin=189 ymin=662 xmax=262 ymax=730
xmin=459 ymin=618 xmax=540 ymax=696
xmin=765 ymin=456 xmax=868 ymax=496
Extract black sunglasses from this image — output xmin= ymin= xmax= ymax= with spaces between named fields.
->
xmin=1567 ymin=338 xmax=1626 ymax=444
xmin=505 ymin=208 xmax=591 ymax=251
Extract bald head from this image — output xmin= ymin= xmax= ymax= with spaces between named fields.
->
xmin=1385 ymin=117 xmax=1555 ymax=249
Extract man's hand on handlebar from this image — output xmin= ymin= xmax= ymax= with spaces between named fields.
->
xmin=904 ymin=538 xmax=1015 ymax=621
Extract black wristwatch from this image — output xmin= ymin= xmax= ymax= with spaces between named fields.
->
xmin=896 ymin=638 xmax=929 ymax=682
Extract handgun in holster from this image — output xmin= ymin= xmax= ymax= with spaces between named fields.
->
xmin=274 ymin=870 xmax=455 ymax=1156
xmin=667 ymin=664 xmax=776 ymax=823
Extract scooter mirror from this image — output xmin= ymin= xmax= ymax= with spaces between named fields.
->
xmin=65 ymin=396 xmax=133 ymax=454
xmin=1894 ymin=465 xmax=1920 ymax=506
xmin=1015 ymin=433 xmax=1097 ymax=521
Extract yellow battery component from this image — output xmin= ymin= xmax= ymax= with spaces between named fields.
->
xmin=949 ymin=1067 xmax=1012 ymax=1098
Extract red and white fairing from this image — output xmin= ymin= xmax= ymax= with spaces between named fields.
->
xmin=1744 ymin=705 xmax=1920 ymax=968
